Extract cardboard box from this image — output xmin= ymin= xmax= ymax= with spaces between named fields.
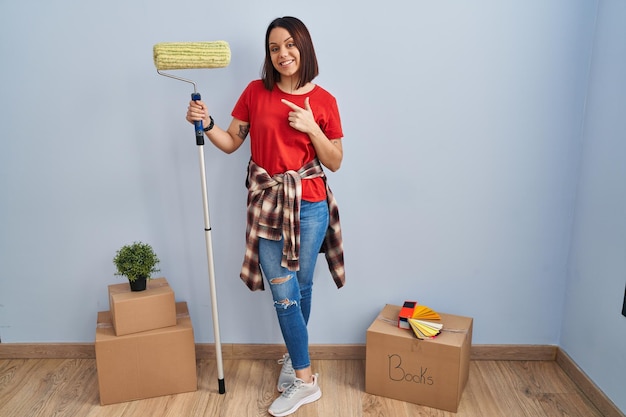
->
xmin=95 ymin=301 xmax=197 ymax=405
xmin=108 ymin=277 xmax=176 ymax=336
xmin=365 ymin=304 xmax=473 ymax=412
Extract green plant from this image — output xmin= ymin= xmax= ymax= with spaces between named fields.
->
xmin=113 ymin=241 xmax=160 ymax=282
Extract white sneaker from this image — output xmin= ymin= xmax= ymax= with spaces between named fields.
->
xmin=268 ymin=374 xmax=321 ymax=417
xmin=277 ymin=353 xmax=295 ymax=392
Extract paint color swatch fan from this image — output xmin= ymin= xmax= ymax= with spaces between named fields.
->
xmin=408 ymin=305 xmax=443 ymax=339
xmin=153 ymin=40 xmax=231 ymax=394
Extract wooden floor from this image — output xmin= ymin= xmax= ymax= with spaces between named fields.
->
xmin=0 ymin=358 xmax=604 ymax=417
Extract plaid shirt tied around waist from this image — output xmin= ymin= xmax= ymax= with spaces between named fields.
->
xmin=240 ymin=158 xmax=345 ymax=291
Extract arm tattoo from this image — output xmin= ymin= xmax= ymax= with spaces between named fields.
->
xmin=238 ymin=124 xmax=250 ymax=140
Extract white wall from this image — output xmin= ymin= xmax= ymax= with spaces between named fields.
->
xmin=561 ymin=0 xmax=626 ymax=412
xmin=0 ymin=0 xmax=593 ymax=343
xmin=1 ymin=0 xmax=621 ymax=411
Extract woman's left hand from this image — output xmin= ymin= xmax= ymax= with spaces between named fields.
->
xmin=282 ymin=97 xmax=320 ymax=135
xmin=281 ymin=97 xmax=343 ymax=172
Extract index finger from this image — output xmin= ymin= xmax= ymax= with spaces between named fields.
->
xmin=281 ymin=98 xmax=302 ymax=111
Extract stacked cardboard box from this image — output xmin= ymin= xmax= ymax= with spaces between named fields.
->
xmin=95 ymin=278 xmax=197 ymax=405
xmin=365 ymin=304 xmax=473 ymax=412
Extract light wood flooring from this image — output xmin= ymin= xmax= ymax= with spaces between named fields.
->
xmin=0 ymin=358 xmax=606 ymax=417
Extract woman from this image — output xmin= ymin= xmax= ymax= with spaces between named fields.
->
xmin=186 ymin=16 xmax=345 ymax=417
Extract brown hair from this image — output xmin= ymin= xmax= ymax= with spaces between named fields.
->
xmin=262 ymin=16 xmax=319 ymax=91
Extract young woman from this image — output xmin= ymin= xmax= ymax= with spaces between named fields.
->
xmin=186 ymin=16 xmax=345 ymax=416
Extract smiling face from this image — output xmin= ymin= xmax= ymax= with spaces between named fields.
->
xmin=268 ymin=27 xmax=301 ymax=82
xmin=261 ymin=17 xmax=318 ymax=91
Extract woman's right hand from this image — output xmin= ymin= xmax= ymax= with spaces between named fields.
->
xmin=186 ymin=99 xmax=210 ymax=127
xmin=184 ymin=100 xmax=247 ymax=154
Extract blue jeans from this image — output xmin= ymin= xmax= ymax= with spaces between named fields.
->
xmin=258 ymin=200 xmax=329 ymax=371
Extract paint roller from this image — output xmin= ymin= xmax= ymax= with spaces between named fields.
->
xmin=153 ymin=41 xmax=231 ymax=144
xmin=153 ymin=41 xmax=231 ymax=395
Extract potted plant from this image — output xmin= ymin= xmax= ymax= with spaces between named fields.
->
xmin=113 ymin=241 xmax=160 ymax=291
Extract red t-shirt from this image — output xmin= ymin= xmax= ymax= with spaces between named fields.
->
xmin=232 ymin=80 xmax=343 ymax=201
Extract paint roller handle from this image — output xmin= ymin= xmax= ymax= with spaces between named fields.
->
xmin=192 ymin=93 xmax=205 ymax=146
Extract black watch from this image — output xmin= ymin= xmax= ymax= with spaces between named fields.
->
xmin=203 ymin=115 xmax=215 ymax=132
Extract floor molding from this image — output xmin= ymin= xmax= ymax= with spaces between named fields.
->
xmin=556 ymin=347 xmax=625 ymax=417
xmin=0 ymin=343 xmax=622 ymax=416
xmin=0 ymin=343 xmax=95 ymax=359
xmin=0 ymin=343 xmax=557 ymax=361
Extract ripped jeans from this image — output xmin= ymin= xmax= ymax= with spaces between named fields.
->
xmin=258 ymin=200 xmax=329 ymax=371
